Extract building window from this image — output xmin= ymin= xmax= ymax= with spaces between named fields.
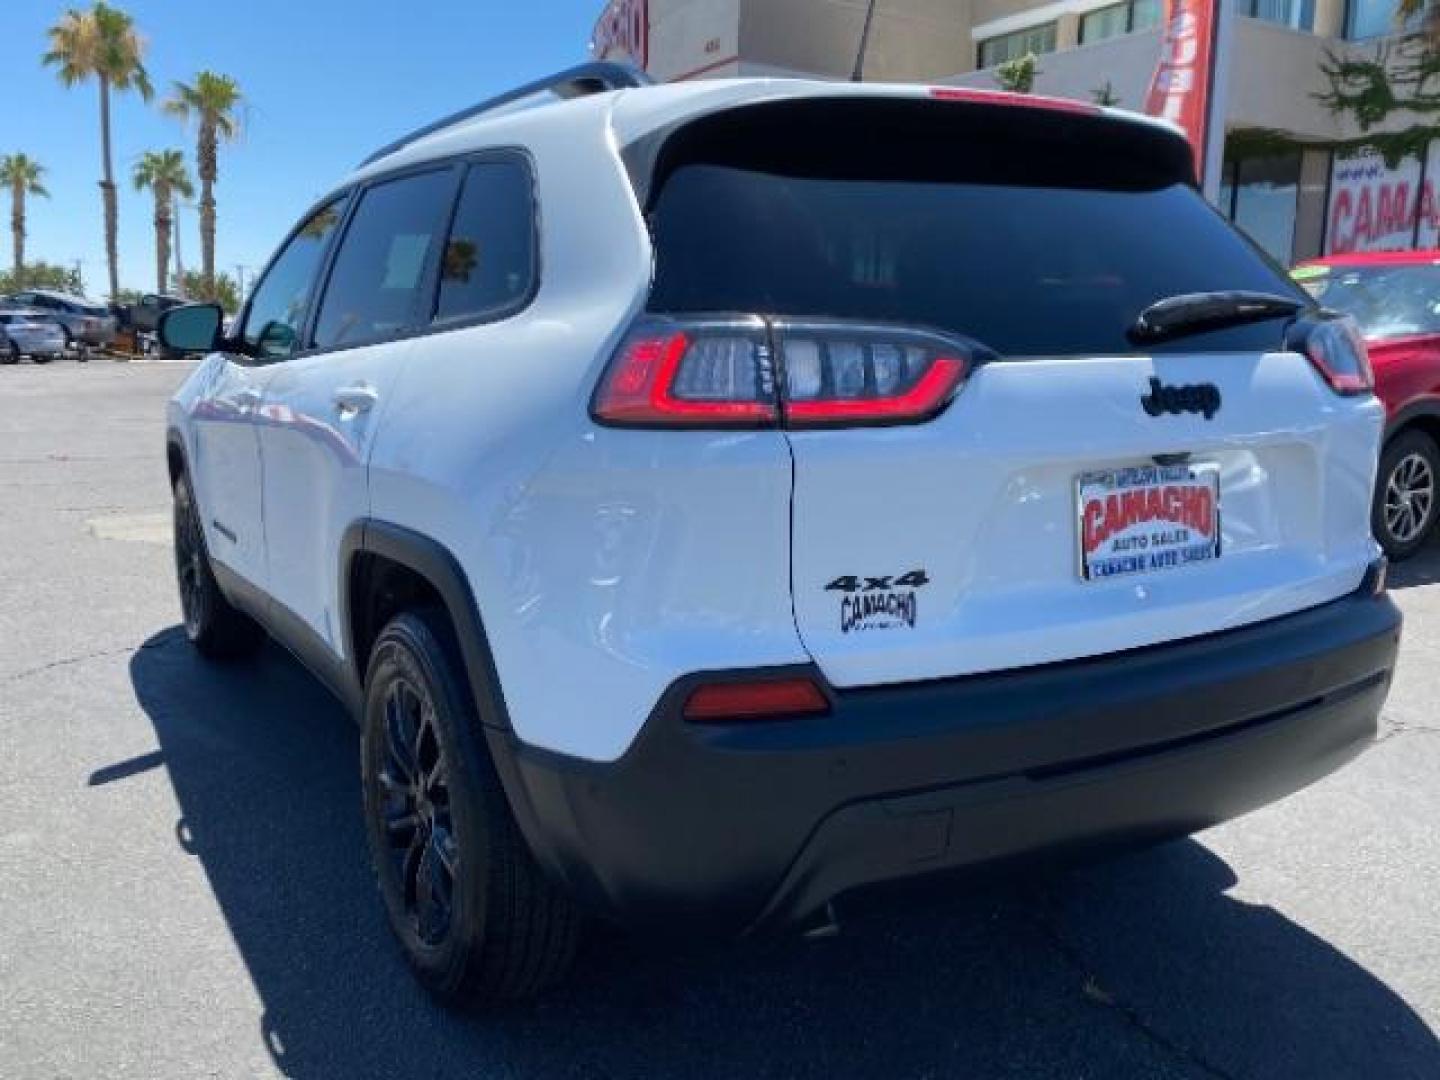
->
xmin=1345 ymin=0 xmax=1418 ymax=37
xmin=1238 ymin=0 xmax=1316 ymax=30
xmin=1217 ymin=153 xmax=1302 ymax=263
xmin=977 ymin=22 xmax=1058 ymax=67
xmin=1079 ymin=0 xmax=1162 ymax=44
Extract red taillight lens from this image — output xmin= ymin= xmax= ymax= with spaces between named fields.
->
xmin=593 ymin=317 xmax=980 ymax=429
xmin=683 ymin=677 xmax=830 ymax=722
xmin=592 ymin=317 xmax=778 ymax=427
xmin=776 ymin=322 xmax=976 ymax=428
xmin=1289 ymin=314 xmax=1373 ymax=396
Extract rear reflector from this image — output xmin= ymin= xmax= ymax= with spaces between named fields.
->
xmin=593 ymin=316 xmax=982 ymax=429
xmin=683 ymin=677 xmax=830 ymax=721
xmin=1288 ymin=313 xmax=1373 ymax=396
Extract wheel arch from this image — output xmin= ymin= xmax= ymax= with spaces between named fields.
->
xmin=1385 ymin=399 xmax=1440 ymax=450
xmin=340 ymin=520 xmax=514 ymax=733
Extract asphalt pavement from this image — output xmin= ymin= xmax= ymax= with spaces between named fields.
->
xmin=2 ymin=360 xmax=1437 ymax=1079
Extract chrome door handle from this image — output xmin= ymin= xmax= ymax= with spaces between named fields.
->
xmin=333 ymin=383 xmax=379 ymax=414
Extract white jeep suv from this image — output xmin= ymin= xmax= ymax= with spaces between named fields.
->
xmin=161 ymin=64 xmax=1403 ymax=1006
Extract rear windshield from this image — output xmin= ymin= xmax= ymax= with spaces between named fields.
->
xmin=645 ymin=100 xmax=1306 ymax=356
xmin=1295 ymin=263 xmax=1440 ymax=339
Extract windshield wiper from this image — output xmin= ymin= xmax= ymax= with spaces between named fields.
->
xmin=1129 ymin=291 xmax=1306 ymax=344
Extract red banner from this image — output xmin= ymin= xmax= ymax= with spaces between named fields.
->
xmin=1145 ymin=0 xmax=1216 ymax=181
xmin=592 ymin=0 xmax=649 ymax=70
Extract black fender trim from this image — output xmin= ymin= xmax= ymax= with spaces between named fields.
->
xmin=336 ymin=520 xmax=578 ymax=890
xmin=338 ymin=520 xmax=515 ymax=733
xmin=1385 ymin=397 xmax=1440 ymax=442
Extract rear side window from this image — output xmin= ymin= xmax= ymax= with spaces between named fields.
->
xmin=434 ymin=161 xmax=536 ymax=324
xmin=646 ymin=101 xmax=1306 ymax=356
xmin=243 ymin=195 xmax=349 ymax=360
xmin=312 ymin=168 xmax=455 ymax=350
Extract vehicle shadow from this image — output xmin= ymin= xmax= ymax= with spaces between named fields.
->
xmin=122 ymin=630 xmax=1440 ymax=1079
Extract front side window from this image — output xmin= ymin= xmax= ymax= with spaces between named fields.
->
xmin=242 ymin=196 xmax=348 ymax=361
xmin=312 ymin=169 xmax=455 ymax=350
xmin=433 ymin=161 xmax=537 ymax=324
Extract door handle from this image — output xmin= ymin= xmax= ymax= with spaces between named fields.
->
xmin=333 ymin=383 xmax=379 ymax=414
xmin=235 ymin=388 xmax=261 ymax=411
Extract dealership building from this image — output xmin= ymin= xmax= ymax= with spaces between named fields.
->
xmin=592 ymin=0 xmax=1440 ymax=264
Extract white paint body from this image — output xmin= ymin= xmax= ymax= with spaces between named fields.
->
xmin=169 ymin=78 xmax=1384 ymax=764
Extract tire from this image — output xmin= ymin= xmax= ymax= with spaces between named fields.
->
xmin=172 ymin=475 xmax=266 ymax=658
xmin=1373 ymin=428 xmax=1440 ymax=560
xmin=361 ymin=609 xmax=579 ymax=1006
xmin=2 ymin=343 xmax=18 ymax=365
xmin=31 ymin=353 xmax=52 ymax=365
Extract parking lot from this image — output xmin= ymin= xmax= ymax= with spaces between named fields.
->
xmin=2 ymin=360 xmax=1438 ymax=1079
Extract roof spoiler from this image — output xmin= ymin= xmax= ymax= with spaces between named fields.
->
xmin=359 ymin=61 xmax=654 ymax=167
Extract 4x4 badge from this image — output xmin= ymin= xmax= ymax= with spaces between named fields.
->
xmin=1140 ymin=377 xmax=1222 ymax=420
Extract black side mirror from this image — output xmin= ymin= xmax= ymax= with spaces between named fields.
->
xmin=158 ymin=303 xmax=223 ymax=354
xmin=254 ymin=320 xmax=296 ymax=359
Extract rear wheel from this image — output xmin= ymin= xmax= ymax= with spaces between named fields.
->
xmin=1374 ymin=429 xmax=1440 ymax=560
xmin=172 ymin=475 xmax=265 ymax=658
xmin=361 ymin=609 xmax=579 ymax=1006
xmin=2 ymin=342 xmax=18 ymax=365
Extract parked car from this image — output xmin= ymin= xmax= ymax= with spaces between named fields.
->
xmin=161 ymin=65 xmax=1401 ymax=1006
xmin=125 ymin=293 xmax=185 ymax=334
xmin=0 ymin=308 xmax=66 ymax=363
xmin=1294 ymin=251 xmax=1440 ymax=558
xmin=1 ymin=289 xmax=116 ymax=351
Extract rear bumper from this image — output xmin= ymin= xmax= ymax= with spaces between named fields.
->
xmin=489 ymin=587 xmax=1401 ymax=936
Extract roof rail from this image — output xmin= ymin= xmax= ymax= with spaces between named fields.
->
xmin=360 ymin=61 xmax=654 ymax=167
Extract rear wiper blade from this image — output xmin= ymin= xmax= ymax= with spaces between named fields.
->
xmin=1129 ymin=291 xmax=1306 ymax=344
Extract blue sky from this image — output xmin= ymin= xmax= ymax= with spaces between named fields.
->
xmin=8 ymin=0 xmax=603 ymax=297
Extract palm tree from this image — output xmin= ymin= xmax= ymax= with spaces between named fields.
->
xmin=164 ymin=72 xmax=242 ymax=300
xmin=132 ymin=150 xmax=193 ymax=294
xmin=43 ymin=3 xmax=153 ymax=301
xmin=0 ymin=154 xmax=50 ymax=283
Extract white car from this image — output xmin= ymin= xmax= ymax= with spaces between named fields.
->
xmin=161 ymin=64 xmax=1402 ymax=1005
xmin=0 ymin=308 xmax=66 ymax=363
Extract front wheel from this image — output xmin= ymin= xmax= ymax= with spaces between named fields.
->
xmin=1374 ymin=429 xmax=1440 ymax=560
xmin=172 ymin=476 xmax=265 ymax=658
xmin=361 ymin=609 xmax=579 ymax=1007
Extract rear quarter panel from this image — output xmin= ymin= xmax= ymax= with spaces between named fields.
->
xmin=366 ymin=97 xmax=805 ymax=762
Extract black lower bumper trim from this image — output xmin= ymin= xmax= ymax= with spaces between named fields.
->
xmin=487 ymin=590 xmax=1401 ymax=936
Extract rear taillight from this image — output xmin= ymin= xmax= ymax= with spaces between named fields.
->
xmin=591 ymin=316 xmax=777 ymax=427
xmin=592 ymin=316 xmax=980 ymax=429
xmin=1288 ymin=313 xmax=1373 ymax=396
xmin=774 ymin=321 xmax=974 ymax=428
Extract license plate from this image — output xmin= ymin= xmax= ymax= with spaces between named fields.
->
xmin=1077 ymin=463 xmax=1221 ymax=581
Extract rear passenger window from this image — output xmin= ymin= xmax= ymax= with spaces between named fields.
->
xmin=312 ymin=169 xmax=455 ymax=350
xmin=434 ymin=161 xmax=536 ymax=324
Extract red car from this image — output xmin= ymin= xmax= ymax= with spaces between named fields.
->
xmin=1295 ymin=250 xmax=1440 ymax=558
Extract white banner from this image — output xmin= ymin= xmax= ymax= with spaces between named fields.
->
xmin=1326 ymin=147 xmax=1435 ymax=254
